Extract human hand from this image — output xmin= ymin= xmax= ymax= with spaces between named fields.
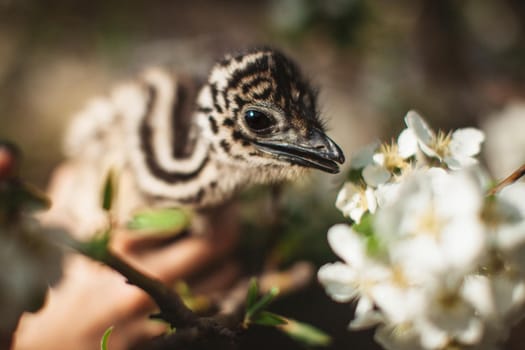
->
xmin=13 ymin=164 xmax=240 ymax=350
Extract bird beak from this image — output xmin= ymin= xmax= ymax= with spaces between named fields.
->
xmin=253 ymin=128 xmax=345 ymax=174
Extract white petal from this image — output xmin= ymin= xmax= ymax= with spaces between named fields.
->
xmin=404 ymin=110 xmax=436 ymax=157
xmin=462 ymin=275 xmax=495 ymax=319
xmin=365 ymin=188 xmax=378 ymax=214
xmin=318 ymin=262 xmax=358 ymax=302
xmin=450 ymin=128 xmax=485 ymax=158
xmin=372 ymin=284 xmax=424 ymax=324
xmin=397 ymin=128 xmax=418 ymax=158
xmin=327 ymin=224 xmax=366 ymax=267
xmin=444 ymin=155 xmax=478 ymax=170
xmin=440 ymin=218 xmax=486 ymax=272
xmin=417 ymin=318 xmax=448 ymax=349
xmin=373 ymin=153 xmax=386 ymax=166
xmin=390 ymin=236 xmax=444 ymax=282
xmin=350 ymin=142 xmax=380 ymax=169
xmin=363 ymin=164 xmax=391 ymax=187
xmin=349 ymin=296 xmax=384 ymax=329
xmin=425 ymin=287 xmax=477 ymax=335
xmin=374 ymin=324 xmax=422 ymax=350
xmin=375 ymin=183 xmax=402 ymax=208
xmin=349 ymin=205 xmax=366 ymax=224
xmin=457 ymin=318 xmax=483 ymax=345
xmin=431 ymin=169 xmax=483 ymax=217
xmin=335 ymin=183 xmax=358 ymax=213
xmin=335 ymin=184 xmax=368 ymax=222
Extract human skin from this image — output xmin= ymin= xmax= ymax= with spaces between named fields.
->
xmin=13 ymin=164 xmax=240 ymax=350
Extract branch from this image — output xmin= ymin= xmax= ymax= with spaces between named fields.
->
xmin=51 ymin=230 xmax=238 ymax=348
xmin=488 ymin=164 xmax=525 ymax=196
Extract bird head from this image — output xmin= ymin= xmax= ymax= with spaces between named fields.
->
xmin=196 ymin=48 xmax=345 ymax=181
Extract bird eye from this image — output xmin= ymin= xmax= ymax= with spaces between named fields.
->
xmin=244 ymin=110 xmax=274 ymax=132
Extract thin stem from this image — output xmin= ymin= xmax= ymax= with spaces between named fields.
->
xmin=488 ymin=164 xmax=525 ymax=196
xmin=102 ymin=250 xmax=198 ymax=328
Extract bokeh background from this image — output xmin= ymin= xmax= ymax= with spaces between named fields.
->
xmin=1 ymin=0 xmax=525 ymax=349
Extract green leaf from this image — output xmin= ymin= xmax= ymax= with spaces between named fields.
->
xmin=100 ymin=326 xmax=113 ymax=350
xmin=246 ymin=278 xmax=259 ymax=310
xmin=126 ymin=208 xmax=192 ymax=237
xmin=101 ymin=170 xmax=117 ymax=211
xmin=245 ymin=286 xmax=279 ymax=321
xmin=366 ymin=234 xmax=382 ymax=256
xmin=80 ymin=229 xmax=112 ymax=261
xmin=352 ymin=212 xmax=373 ymax=236
xmin=252 ymin=311 xmax=287 ymax=327
xmin=278 ymin=318 xmax=331 ymax=347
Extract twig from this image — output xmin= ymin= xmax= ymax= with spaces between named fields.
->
xmin=51 ymin=230 xmax=238 ymax=348
xmin=101 ymin=250 xmax=198 ymax=328
xmin=217 ymin=262 xmax=314 ymax=315
xmin=488 ymin=164 xmax=525 ymax=196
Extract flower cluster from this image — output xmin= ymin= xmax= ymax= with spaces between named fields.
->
xmin=320 ymin=111 xmax=525 ymax=349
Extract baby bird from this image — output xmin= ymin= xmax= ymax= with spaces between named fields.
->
xmin=62 ymin=48 xmax=344 ymax=229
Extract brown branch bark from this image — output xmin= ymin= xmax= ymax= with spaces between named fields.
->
xmin=488 ymin=164 xmax=525 ymax=196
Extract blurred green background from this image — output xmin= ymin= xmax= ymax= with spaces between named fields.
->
xmin=1 ymin=1 xmax=524 ymax=349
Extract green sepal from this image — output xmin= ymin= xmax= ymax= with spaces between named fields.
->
xmin=252 ymin=311 xmax=287 ymax=327
xmin=245 ymin=286 xmax=279 ymax=321
xmin=278 ymin=318 xmax=331 ymax=347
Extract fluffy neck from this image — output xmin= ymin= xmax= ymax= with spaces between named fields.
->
xmin=131 ymin=70 xmax=303 ymax=209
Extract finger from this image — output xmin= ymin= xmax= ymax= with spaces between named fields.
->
xmin=118 ymin=232 xmax=234 ymax=284
xmin=114 ymin=203 xmax=240 ymax=284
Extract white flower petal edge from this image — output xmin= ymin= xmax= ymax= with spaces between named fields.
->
xmin=317 ymin=262 xmax=358 ymax=302
xmin=326 ymin=224 xmax=366 ymax=266
xmin=404 ymin=110 xmax=436 ymax=157
xmin=363 ymin=164 xmax=391 ymax=187
xmin=350 ymin=141 xmax=380 ymax=169
xmin=349 ymin=296 xmax=384 ymax=330
xmin=397 ymin=128 xmax=418 ymax=159
xmin=449 ymin=128 xmax=485 ymax=158
xmin=335 ymin=184 xmax=376 ymax=223
xmin=446 ymin=128 xmax=485 ymax=169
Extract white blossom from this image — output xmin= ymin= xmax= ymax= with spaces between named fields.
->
xmin=405 ymin=110 xmax=485 ymax=170
xmin=375 ymin=169 xmax=486 ymax=282
xmin=322 ymin=110 xmax=525 ymax=350
xmin=335 ymin=183 xmax=377 ymax=223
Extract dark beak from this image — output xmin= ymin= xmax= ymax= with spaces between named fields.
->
xmin=254 ymin=128 xmax=345 ymax=174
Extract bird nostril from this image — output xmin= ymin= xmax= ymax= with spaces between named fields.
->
xmin=315 ymin=145 xmax=326 ymax=150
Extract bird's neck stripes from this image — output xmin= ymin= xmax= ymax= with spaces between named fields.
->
xmin=139 ymin=84 xmax=210 ymax=182
xmin=132 ymin=69 xmax=223 ymax=207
